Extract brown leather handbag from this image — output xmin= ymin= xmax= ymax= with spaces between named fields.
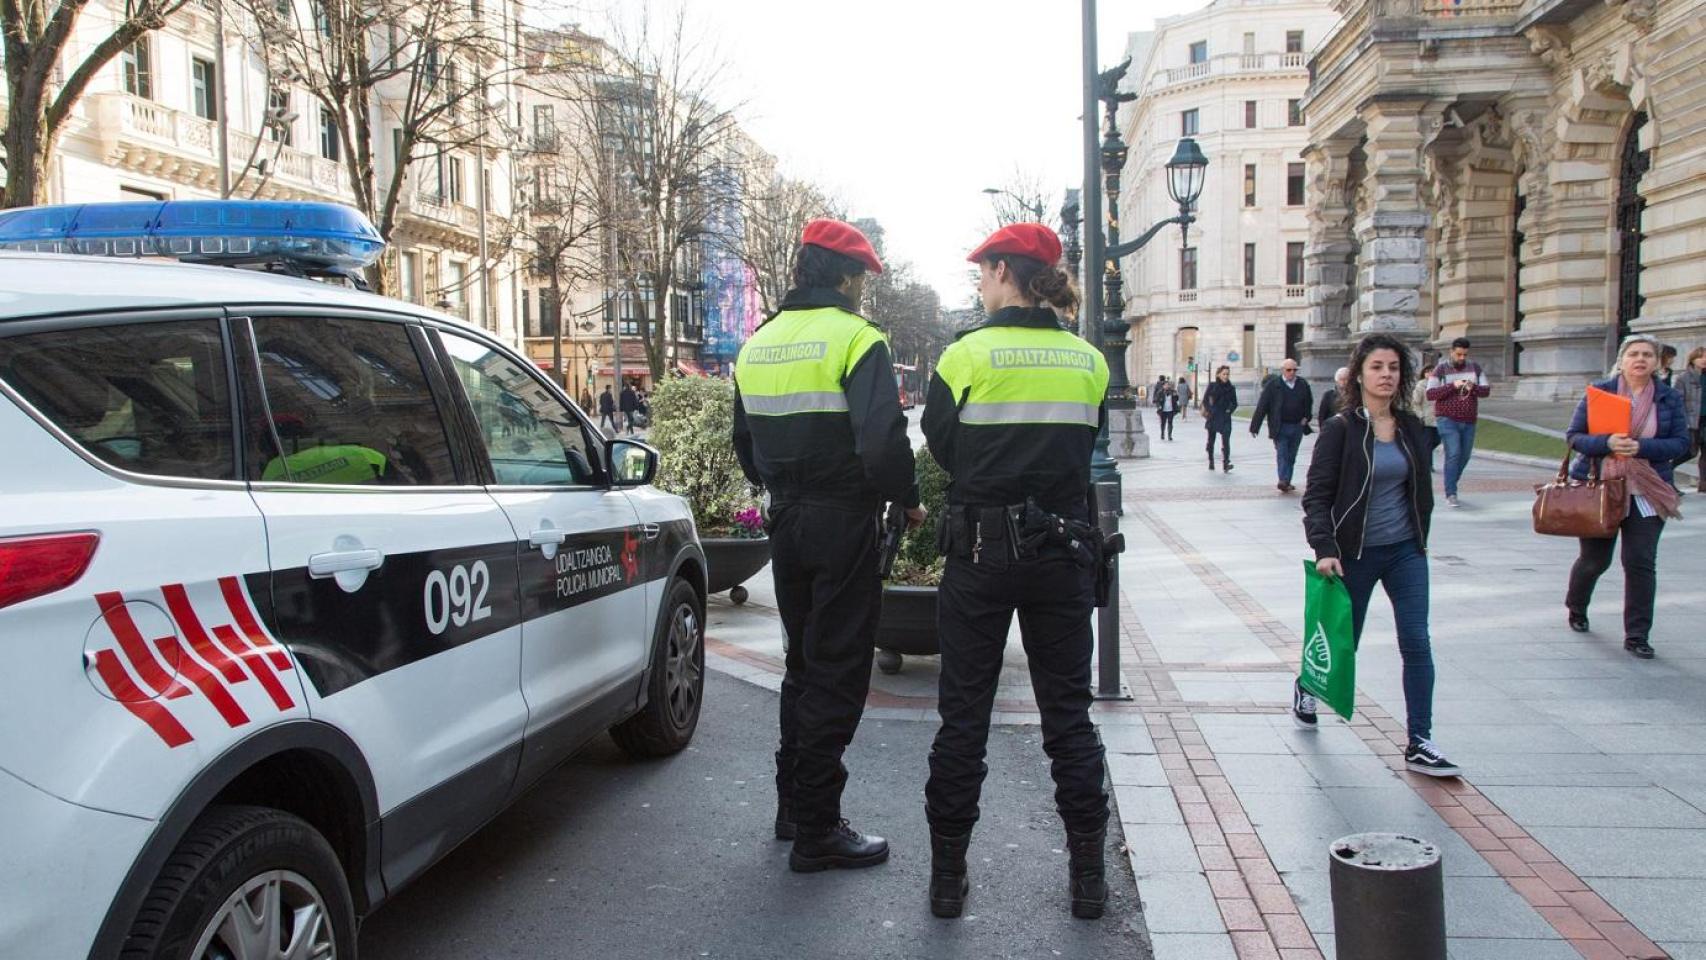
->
xmin=1532 ymin=449 xmax=1626 ymax=539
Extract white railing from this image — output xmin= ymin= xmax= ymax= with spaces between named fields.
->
xmin=1156 ymin=51 xmax=1309 ymax=90
xmin=1179 ymin=290 xmax=1199 ymax=303
xmin=1243 ymin=286 xmax=1258 ymax=300
xmin=1285 ymin=285 xmax=1307 ymax=299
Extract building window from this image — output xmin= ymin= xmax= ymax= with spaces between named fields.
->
xmin=1181 ymin=108 xmax=1199 ymax=136
xmin=1245 ymin=100 xmax=1257 ymax=128
xmin=1242 ymin=325 xmax=1256 ymax=367
xmin=1287 ymin=163 xmax=1305 ymax=206
xmin=1288 ymin=99 xmax=1304 ymax=126
xmin=191 ymin=57 xmax=217 ymax=121
xmin=448 ymin=155 xmax=466 ymax=203
xmin=120 ymin=186 xmax=167 ymax=201
xmin=1242 ymin=32 xmax=1256 ymax=56
xmin=1180 ymin=247 xmax=1198 ymax=290
xmin=319 ymin=108 xmax=340 ymax=161
xmin=448 ymin=261 xmax=468 ymax=319
xmin=1244 ymin=244 xmax=1257 ymax=287
xmin=1188 ymin=40 xmax=1208 ymax=64
xmin=399 ymin=251 xmax=420 ymax=303
xmin=1287 ymin=242 xmax=1306 ymax=285
xmin=121 ymin=36 xmax=152 ymax=100
xmin=1244 ymin=164 xmax=1257 ymax=207
xmin=533 ymin=105 xmax=554 ymax=144
xmin=267 ymin=88 xmax=293 ymax=144
xmin=1286 ymin=30 xmax=1305 ymax=53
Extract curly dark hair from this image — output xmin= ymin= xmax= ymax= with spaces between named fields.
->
xmin=791 ymin=244 xmax=866 ymax=292
xmin=1340 ymin=333 xmax=1417 ymax=416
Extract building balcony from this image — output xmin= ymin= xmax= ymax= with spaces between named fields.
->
xmin=88 ymin=92 xmax=353 ymax=202
xmin=1148 ymin=283 xmax=1311 ymax=310
xmin=395 ymin=186 xmax=483 ymax=249
xmin=1150 ymin=51 xmax=1309 ymax=94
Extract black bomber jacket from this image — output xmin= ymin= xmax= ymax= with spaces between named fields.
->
xmin=1301 ymin=407 xmax=1433 ymax=561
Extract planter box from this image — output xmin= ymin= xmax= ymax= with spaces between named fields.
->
xmin=702 ymin=536 xmax=771 ymax=601
xmin=877 ymin=584 xmax=939 ymax=656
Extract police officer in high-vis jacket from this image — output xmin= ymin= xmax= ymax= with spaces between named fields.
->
xmin=921 ymin=223 xmax=1112 ymax=919
xmin=733 ymin=219 xmax=923 ymax=873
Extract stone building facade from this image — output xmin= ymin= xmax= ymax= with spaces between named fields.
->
xmin=1299 ymin=0 xmax=1706 ymax=398
xmin=1118 ymin=0 xmax=1342 ymax=402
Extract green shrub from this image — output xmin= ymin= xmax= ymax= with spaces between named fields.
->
xmin=889 ymin=447 xmax=949 ymax=586
xmin=647 ymin=376 xmax=760 ymax=537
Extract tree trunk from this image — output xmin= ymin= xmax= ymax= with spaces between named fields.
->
xmin=2 ymin=102 xmax=55 ymax=208
xmin=550 ymin=262 xmax=565 ymax=390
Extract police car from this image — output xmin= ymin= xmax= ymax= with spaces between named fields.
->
xmin=0 ymin=201 xmax=707 ymax=960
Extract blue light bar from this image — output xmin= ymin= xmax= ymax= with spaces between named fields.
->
xmin=0 ymin=200 xmax=385 ymax=273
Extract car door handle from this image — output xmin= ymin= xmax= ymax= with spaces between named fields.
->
xmin=308 ymin=549 xmax=384 ymax=577
xmin=529 ymin=528 xmax=568 ymax=548
xmin=641 ymin=523 xmax=661 ymax=541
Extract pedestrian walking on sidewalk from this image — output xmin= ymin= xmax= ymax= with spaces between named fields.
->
xmin=1300 ymin=334 xmax=1459 ymax=777
xmin=922 ymin=222 xmax=1111 ymax=921
xmin=1177 ymin=376 xmax=1193 ymax=420
xmin=598 ymin=385 xmax=617 ymax=434
xmin=1563 ymin=334 xmax=1687 ymax=660
xmin=733 ymin=218 xmax=922 ymax=872
xmin=619 ymin=382 xmax=639 ymax=435
xmin=1677 ymin=347 xmax=1704 ymax=485
xmin=1250 ymin=359 xmax=1313 ymax=492
xmin=1425 ymin=337 xmax=1491 ymax=507
xmin=1155 ymin=379 xmax=1179 ymax=441
xmin=1317 ymin=366 xmax=1347 ymax=426
xmin=1202 ymin=365 xmax=1237 ymax=471
xmin=1413 ymin=354 xmax=1441 ymax=467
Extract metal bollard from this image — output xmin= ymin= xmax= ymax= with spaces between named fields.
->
xmin=1093 ymin=480 xmax=1127 ymax=700
xmin=1329 ymin=833 xmax=1446 ymax=960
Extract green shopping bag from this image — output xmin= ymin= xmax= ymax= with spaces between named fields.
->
xmin=1298 ymin=560 xmax=1356 ymax=721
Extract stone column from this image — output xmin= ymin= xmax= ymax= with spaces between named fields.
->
xmin=1356 ymin=97 xmax=1434 ymax=339
xmin=1297 ymin=138 xmax=1361 ymax=380
xmin=1432 ymin=112 xmax=1518 ymax=378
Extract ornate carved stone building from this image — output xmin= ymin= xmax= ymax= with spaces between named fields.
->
xmin=1299 ymin=0 xmax=1704 ymax=398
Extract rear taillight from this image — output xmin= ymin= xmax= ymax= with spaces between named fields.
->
xmin=0 ymin=532 xmax=100 ymax=611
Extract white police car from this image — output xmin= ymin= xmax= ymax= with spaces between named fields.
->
xmin=0 ymin=201 xmax=707 ymax=960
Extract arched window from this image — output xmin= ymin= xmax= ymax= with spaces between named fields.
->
xmin=1511 ymin=190 xmax=1526 ymax=375
xmin=1616 ymin=112 xmax=1650 ymax=344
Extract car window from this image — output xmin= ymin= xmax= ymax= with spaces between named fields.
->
xmin=438 ymin=330 xmax=601 ymax=487
xmin=248 ymin=316 xmax=457 ymax=486
xmin=0 ymin=318 xmax=235 ymax=480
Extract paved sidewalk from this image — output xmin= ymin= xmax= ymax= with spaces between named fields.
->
xmin=702 ymin=412 xmax=1706 ymax=960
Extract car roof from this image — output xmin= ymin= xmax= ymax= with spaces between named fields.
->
xmin=0 ymin=252 xmax=440 ymax=323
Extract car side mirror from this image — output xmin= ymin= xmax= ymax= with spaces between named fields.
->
xmin=606 ymin=438 xmax=658 ymax=487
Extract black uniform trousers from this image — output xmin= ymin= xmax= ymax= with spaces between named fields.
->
xmin=925 ymin=548 xmax=1109 ymax=838
xmin=770 ymin=502 xmax=881 ymax=833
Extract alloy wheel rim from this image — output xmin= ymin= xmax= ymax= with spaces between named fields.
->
xmin=663 ymin=604 xmax=702 ymax=730
xmin=191 ymin=869 xmax=335 ymax=960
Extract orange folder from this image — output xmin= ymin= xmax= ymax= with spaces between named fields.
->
xmin=1586 ymin=386 xmax=1632 ymax=436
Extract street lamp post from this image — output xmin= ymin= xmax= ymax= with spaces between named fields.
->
xmin=1060 ymin=188 xmax=1083 ymax=335
xmin=981 ymin=186 xmax=1046 ymax=223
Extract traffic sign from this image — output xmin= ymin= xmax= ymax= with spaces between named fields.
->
xmin=1227 ymin=350 xmax=1240 ymax=363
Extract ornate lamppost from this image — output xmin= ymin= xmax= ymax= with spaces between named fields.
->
xmin=1060 ymin=188 xmax=1083 ymax=334
xmin=1088 ymin=56 xmax=1209 ymax=486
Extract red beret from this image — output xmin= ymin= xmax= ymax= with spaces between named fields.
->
xmin=801 ymin=218 xmax=883 ymax=275
xmin=967 ymin=222 xmax=1062 ymax=267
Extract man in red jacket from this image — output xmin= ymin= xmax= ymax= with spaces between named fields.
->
xmin=1425 ymin=337 xmax=1491 ymax=507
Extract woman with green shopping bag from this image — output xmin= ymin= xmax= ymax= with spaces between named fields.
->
xmin=1299 ymin=333 xmax=1459 ymax=778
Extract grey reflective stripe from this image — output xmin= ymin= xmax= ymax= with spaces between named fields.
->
xmin=742 ymin=391 xmax=850 ymax=415
xmin=961 ymin=400 xmax=1099 ymax=426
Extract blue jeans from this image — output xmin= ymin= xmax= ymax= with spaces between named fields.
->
xmin=1437 ymin=417 xmax=1476 ymax=497
xmin=1274 ymin=422 xmax=1304 ymax=484
xmin=1340 ymin=539 xmax=1434 ymax=742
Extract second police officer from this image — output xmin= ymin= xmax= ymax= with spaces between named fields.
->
xmin=921 ymin=223 xmax=1113 ymax=919
xmin=732 ymin=219 xmax=923 ymax=873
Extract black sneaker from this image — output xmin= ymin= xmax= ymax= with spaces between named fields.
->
xmin=789 ymin=820 xmax=890 ymax=872
xmin=1625 ymin=638 xmax=1655 ymax=660
xmin=1292 ymin=682 xmax=1318 ymax=730
xmin=1405 ymin=739 xmax=1461 ymax=778
xmin=1567 ymin=610 xmax=1589 ymax=633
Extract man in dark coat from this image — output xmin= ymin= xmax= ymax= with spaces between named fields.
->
xmin=1249 ymin=359 xmax=1313 ymax=493
xmin=619 ymin=383 xmax=639 ymax=435
xmin=598 ymin=385 xmax=618 ymax=434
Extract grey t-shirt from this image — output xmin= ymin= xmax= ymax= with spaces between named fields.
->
xmin=1363 ymin=439 xmax=1415 ymax=547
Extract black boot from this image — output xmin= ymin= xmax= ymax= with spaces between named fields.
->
xmin=929 ymin=831 xmax=971 ymax=918
xmin=1207 ymin=453 xmax=1216 ymax=471
xmin=789 ymin=820 xmax=889 ymax=872
xmin=775 ymin=797 xmax=795 ymax=840
xmin=1223 ymin=461 xmax=1234 ymax=472
xmin=1067 ymin=829 xmax=1107 ymax=919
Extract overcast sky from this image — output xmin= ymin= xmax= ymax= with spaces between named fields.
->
xmin=564 ymin=0 xmax=1214 ymax=308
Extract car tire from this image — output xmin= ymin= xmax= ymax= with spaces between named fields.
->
xmin=611 ymin=577 xmax=704 ymax=758
xmin=119 ymin=804 xmax=356 ymax=960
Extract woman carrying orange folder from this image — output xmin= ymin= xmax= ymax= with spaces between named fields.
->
xmin=1563 ymin=335 xmax=1690 ymax=658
